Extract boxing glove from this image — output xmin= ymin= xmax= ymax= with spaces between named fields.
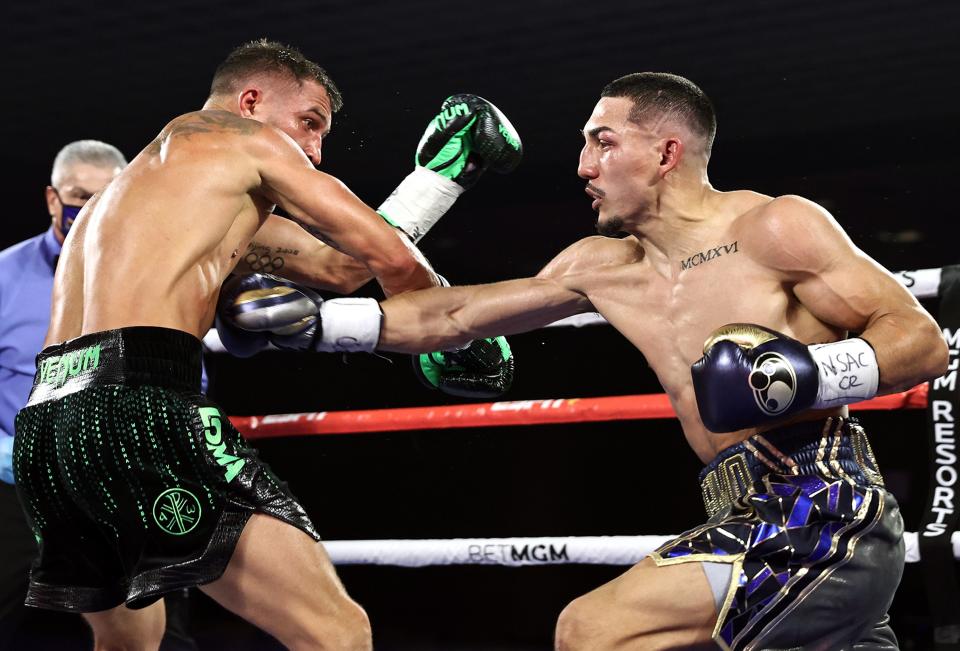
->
xmin=378 ymin=94 xmax=523 ymax=242
xmin=691 ymin=323 xmax=879 ymax=433
xmin=414 ymin=336 xmax=515 ymax=399
xmin=216 ymin=274 xmax=381 ymax=354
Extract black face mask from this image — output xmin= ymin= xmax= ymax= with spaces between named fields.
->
xmin=52 ymin=189 xmax=84 ymax=236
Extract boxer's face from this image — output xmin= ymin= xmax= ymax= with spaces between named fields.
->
xmin=46 ymin=163 xmax=120 ymax=242
xmin=248 ymin=78 xmax=333 ymax=167
xmin=578 ymin=97 xmax=662 ymax=236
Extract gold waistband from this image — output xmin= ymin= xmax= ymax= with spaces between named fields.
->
xmin=699 ymin=418 xmax=884 ymax=518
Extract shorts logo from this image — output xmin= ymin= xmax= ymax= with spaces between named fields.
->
xmin=198 ymin=407 xmax=246 ymax=483
xmin=748 ymin=351 xmax=797 ymax=416
xmin=152 ymin=488 xmax=201 ymax=535
xmin=37 ymin=344 xmax=101 ymax=388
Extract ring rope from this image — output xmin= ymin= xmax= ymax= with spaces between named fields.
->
xmin=222 ymin=266 xmax=954 ymax=573
xmin=233 ymin=384 xmax=927 ymax=440
xmin=323 ymin=531 xmax=960 ymax=567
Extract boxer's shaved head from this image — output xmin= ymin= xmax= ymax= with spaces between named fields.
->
xmin=601 ymin=72 xmax=716 ymax=157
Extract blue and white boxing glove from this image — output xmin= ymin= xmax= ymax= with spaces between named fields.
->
xmin=216 ymin=273 xmax=381 ymax=355
xmin=377 ymin=93 xmax=522 ymax=242
xmin=691 ymin=323 xmax=879 ymax=433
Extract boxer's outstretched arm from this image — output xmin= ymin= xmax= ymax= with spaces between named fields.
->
xmin=254 ymin=127 xmax=439 ymax=297
xmin=233 ymin=213 xmax=371 ymax=293
xmin=751 ymin=195 xmax=948 ymax=393
xmin=378 ymin=277 xmax=593 ymax=353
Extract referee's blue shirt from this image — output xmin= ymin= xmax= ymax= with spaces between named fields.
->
xmin=0 ymin=227 xmax=61 ymax=483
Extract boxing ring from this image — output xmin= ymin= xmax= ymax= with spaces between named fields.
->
xmin=230 ymin=384 xmax=957 ymax=567
xmin=214 ymin=264 xmax=960 ymax=643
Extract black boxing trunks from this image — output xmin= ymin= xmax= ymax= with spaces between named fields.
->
xmin=651 ymin=417 xmax=903 ymax=651
xmin=13 ymin=326 xmax=319 ymax=612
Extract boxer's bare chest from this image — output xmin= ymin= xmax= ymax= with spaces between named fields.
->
xmin=581 ymin=234 xmax=793 ymax=396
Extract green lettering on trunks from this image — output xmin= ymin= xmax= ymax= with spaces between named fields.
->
xmin=38 ymin=344 xmax=101 ymax=388
xmin=198 ymin=407 xmax=245 ymax=483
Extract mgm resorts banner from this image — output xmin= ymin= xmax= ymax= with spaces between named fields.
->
xmin=920 ymin=264 xmax=960 ymax=650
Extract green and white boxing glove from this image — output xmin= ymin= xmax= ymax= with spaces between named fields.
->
xmin=414 ymin=336 xmax=515 ymax=399
xmin=378 ymin=93 xmax=523 ymax=242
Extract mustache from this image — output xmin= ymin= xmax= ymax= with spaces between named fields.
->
xmin=586 ymin=183 xmax=606 ymax=198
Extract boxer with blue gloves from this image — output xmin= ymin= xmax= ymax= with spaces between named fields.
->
xmin=329 ymin=73 xmax=946 ymax=649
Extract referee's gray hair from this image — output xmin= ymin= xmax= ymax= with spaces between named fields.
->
xmin=51 ymin=140 xmax=127 ymax=188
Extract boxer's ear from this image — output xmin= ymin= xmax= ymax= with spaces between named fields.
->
xmin=658 ymin=137 xmax=683 ymax=176
xmin=237 ymin=86 xmax=264 ymax=118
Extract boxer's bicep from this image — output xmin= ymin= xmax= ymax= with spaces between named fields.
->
xmin=793 ymin=248 xmax=909 ymax=333
xmin=754 ymin=196 xmax=946 ymax=391
xmin=254 ymin=129 xmax=432 ymax=293
xmin=794 ymin=239 xmax=945 ymax=392
xmin=754 ymin=196 xmax=913 ymax=331
xmin=378 ymin=278 xmax=591 ymax=353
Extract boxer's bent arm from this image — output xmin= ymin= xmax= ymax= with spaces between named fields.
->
xmin=378 ymin=277 xmax=592 ymax=353
xmin=235 ymin=214 xmax=372 ymax=293
xmin=254 ymin=128 xmax=439 ymax=296
xmin=752 ymin=195 xmax=948 ymax=393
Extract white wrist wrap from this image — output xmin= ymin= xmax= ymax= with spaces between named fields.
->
xmin=809 ymin=338 xmax=879 ymax=408
xmin=316 ymin=298 xmax=382 ymax=353
xmin=377 ymin=167 xmax=464 ymax=242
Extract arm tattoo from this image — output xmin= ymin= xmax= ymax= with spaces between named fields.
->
xmin=295 ymin=221 xmax=341 ymax=250
xmin=243 ymin=241 xmax=300 ymax=274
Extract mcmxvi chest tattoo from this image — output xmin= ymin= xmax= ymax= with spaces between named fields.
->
xmin=680 ymin=241 xmax=739 ymax=271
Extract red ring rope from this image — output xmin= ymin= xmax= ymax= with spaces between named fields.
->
xmin=234 ymin=383 xmax=928 ymax=440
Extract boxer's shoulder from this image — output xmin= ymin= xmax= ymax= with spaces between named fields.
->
xmin=537 ymin=235 xmax=645 ymax=281
xmin=170 ymin=110 xmax=264 ymax=138
xmin=146 ymin=110 xmax=266 ymax=158
xmin=734 ymin=194 xmax=843 ymax=273
xmin=735 ymin=194 xmax=832 ymax=236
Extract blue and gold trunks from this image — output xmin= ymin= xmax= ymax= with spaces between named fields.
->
xmin=652 ymin=417 xmax=904 ymax=650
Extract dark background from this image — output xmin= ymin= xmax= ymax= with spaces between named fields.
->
xmin=3 ymin=0 xmax=959 ymax=648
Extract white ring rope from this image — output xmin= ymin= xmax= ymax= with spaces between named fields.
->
xmin=324 ymin=531 xmax=960 ymax=567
